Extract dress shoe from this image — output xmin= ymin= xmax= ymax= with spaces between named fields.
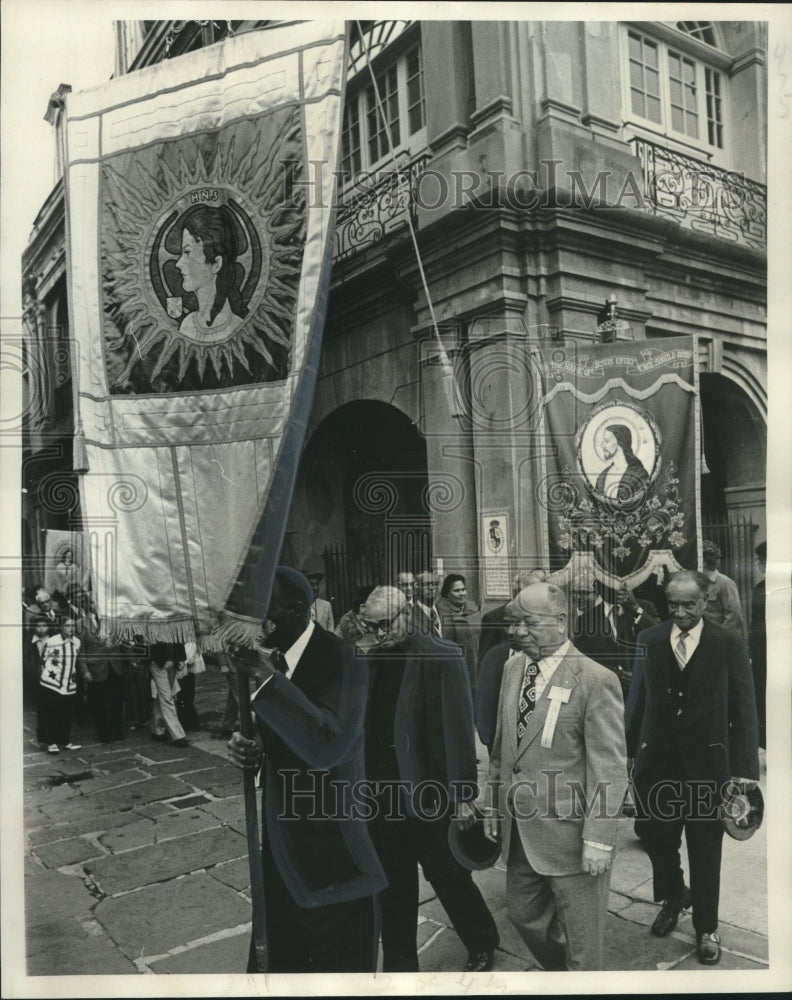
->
xmin=696 ymin=931 xmax=721 ymax=965
xmin=172 ymin=738 xmax=189 ymax=748
xmin=650 ymin=885 xmax=692 ymax=937
xmin=63 ymin=742 xmax=82 ymax=751
xmin=47 ymin=743 xmax=60 ymax=754
xmin=463 ymin=949 xmax=494 ymax=972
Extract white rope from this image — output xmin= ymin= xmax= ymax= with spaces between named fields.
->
xmin=354 ymin=20 xmax=457 ymax=409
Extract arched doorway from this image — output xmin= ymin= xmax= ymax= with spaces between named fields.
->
xmin=285 ymin=400 xmax=430 ymax=617
xmin=699 ymin=372 xmax=766 ymax=615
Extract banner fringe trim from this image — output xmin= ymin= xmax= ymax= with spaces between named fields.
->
xmin=204 ymin=611 xmax=264 ymax=651
xmin=101 ymin=618 xmax=197 ymax=645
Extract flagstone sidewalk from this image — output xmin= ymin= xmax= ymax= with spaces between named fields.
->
xmin=20 ymin=663 xmax=769 ymax=978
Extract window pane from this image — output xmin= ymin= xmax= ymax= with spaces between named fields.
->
xmin=670 ymin=79 xmax=682 ymax=105
xmin=684 ymin=58 xmax=696 ymax=85
xmin=646 ymin=95 xmax=661 ymax=122
xmin=406 ymin=44 xmax=425 ymax=135
xmin=628 ymin=31 xmax=641 ymax=60
xmin=646 ymin=68 xmax=660 ymax=97
xmin=645 ymin=39 xmax=658 ymax=68
xmin=672 ymin=106 xmax=684 ymax=132
xmin=686 ymin=111 xmax=698 ymax=137
xmin=631 ymin=89 xmax=645 ymax=117
xmin=630 ymin=60 xmax=643 ymax=89
xmin=705 ymin=68 xmax=723 ymax=148
xmin=668 ymin=51 xmax=680 ymax=77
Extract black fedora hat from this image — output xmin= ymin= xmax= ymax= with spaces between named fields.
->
xmin=448 ymin=805 xmax=501 ymax=871
xmin=721 ymin=785 xmax=764 ymax=841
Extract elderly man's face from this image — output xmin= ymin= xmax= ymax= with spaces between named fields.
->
xmin=509 ymin=587 xmax=567 ymax=660
xmin=396 ymin=572 xmax=415 ymax=601
xmin=416 ymin=573 xmax=437 ymax=605
xmin=666 ymin=578 xmax=706 ymax=632
xmin=571 ymin=588 xmax=593 ymax=613
xmin=362 ymin=589 xmax=408 ymax=650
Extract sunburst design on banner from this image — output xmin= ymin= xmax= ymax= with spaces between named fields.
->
xmin=101 ymin=111 xmax=305 ymax=390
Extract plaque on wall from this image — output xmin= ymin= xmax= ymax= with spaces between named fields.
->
xmin=482 ymin=512 xmax=510 ymax=598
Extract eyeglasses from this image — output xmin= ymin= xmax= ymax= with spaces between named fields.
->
xmin=361 ymin=609 xmax=405 ymax=634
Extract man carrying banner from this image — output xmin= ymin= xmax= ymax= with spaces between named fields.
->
xmin=228 ymin=567 xmax=385 ymax=974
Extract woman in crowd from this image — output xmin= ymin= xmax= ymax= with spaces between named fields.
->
xmin=436 ymin=573 xmax=482 ymax=692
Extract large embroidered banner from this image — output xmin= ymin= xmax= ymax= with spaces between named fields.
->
xmin=64 ymin=21 xmax=347 ymax=642
xmin=536 ymin=337 xmax=701 ymax=590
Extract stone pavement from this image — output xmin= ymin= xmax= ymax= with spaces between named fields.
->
xmin=21 ymin=661 xmax=769 ymax=978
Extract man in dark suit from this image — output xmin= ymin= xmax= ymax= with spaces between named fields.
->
xmin=476 ymin=570 xmax=547 ymax=746
xmin=477 ymin=570 xmax=548 ymax=667
xmin=228 ymin=567 xmax=386 ymax=973
xmin=625 ymin=570 xmax=759 ymax=965
xmin=361 ymin=585 xmax=499 ymax=973
xmin=573 ymin=580 xmax=660 ymax=697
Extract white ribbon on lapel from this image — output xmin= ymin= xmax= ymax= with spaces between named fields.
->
xmin=540 ymin=684 xmax=572 ymax=749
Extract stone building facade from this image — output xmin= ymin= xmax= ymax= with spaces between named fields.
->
xmin=21 ymin=19 xmax=767 ymax=617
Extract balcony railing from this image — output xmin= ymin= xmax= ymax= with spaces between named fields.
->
xmin=632 ymin=138 xmax=766 ymax=251
xmin=333 ymin=154 xmax=430 ymax=262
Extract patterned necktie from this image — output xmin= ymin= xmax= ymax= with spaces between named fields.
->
xmin=270 ymin=649 xmax=288 ymax=674
xmin=673 ymin=631 xmax=689 ymax=670
xmin=517 ymin=660 xmax=539 ymax=742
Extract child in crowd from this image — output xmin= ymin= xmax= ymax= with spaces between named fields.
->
xmin=28 ymin=616 xmax=52 ymax=729
xmin=37 ymin=617 xmax=91 ymax=754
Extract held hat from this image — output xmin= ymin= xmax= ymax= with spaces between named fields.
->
xmin=447 ymin=805 xmax=501 ymax=871
xmin=721 ymin=784 xmax=764 ymax=841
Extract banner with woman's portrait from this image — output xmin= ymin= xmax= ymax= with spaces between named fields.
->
xmin=63 ymin=22 xmax=347 ymax=643
xmin=536 ymin=337 xmax=701 ymax=590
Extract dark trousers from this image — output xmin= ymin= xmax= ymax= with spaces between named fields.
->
xmin=88 ymin=671 xmax=125 ymax=740
xmin=37 ymin=688 xmax=75 ymax=746
xmin=372 ymin=809 xmax=499 ymax=971
xmin=246 ymin=836 xmax=378 ymax=973
xmin=176 ymin=672 xmax=199 ymax=730
xmin=635 ymin=811 xmax=724 ymax=936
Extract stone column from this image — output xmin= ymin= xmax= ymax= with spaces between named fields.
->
xmin=465 ymin=318 xmax=549 ymax=609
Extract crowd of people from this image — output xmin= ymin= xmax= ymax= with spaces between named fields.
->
xmin=22 ymin=541 xmax=766 ymax=974
xmin=22 ymin=583 xmax=206 ymax=753
xmin=224 ymin=545 xmax=765 ymax=974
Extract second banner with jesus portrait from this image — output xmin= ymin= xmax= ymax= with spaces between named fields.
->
xmin=536 ymin=336 xmax=701 ymax=590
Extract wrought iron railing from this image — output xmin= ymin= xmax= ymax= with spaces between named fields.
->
xmin=632 ymin=138 xmax=766 ymax=251
xmin=333 ymin=154 xmax=430 ymax=262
